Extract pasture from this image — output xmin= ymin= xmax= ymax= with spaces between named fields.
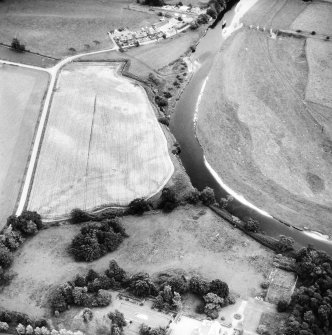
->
xmin=28 ymin=62 xmax=173 ymax=219
xmin=0 ymin=0 xmax=159 ymax=57
xmin=197 ymin=28 xmax=332 ymax=234
xmin=305 ymin=39 xmax=332 ymax=109
xmin=0 ymin=205 xmax=273 ymax=317
xmin=291 ymin=2 xmax=332 ymax=36
xmin=0 ymin=64 xmax=48 ymax=228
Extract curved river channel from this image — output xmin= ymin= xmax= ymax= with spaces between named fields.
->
xmin=170 ymin=8 xmax=332 ymax=254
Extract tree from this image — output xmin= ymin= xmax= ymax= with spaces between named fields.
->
xmin=207 ymin=7 xmax=217 ymax=18
xmin=26 ymin=325 xmax=34 ymax=334
xmin=200 ymin=187 xmax=216 ymax=205
xmin=16 ymin=324 xmax=26 ymax=335
xmin=209 ymin=279 xmax=229 ymax=299
xmin=11 ymin=38 xmax=25 ymax=52
xmin=277 ymin=299 xmax=289 ymax=312
xmin=186 ymin=188 xmax=200 ymax=204
xmin=0 ymin=322 xmax=9 ymax=332
xmin=172 ymin=292 xmax=183 ymax=311
xmin=105 ymin=260 xmax=127 ymax=284
xmin=0 ymin=246 xmax=13 ymax=268
xmin=129 ymin=198 xmax=150 ymax=215
xmin=82 ymin=308 xmax=93 ymax=322
xmin=108 ymin=310 xmax=127 ymax=329
xmin=203 ymin=293 xmax=224 ymax=319
xmin=167 ymin=275 xmax=188 ymax=294
xmin=189 ymin=276 xmax=210 ymax=296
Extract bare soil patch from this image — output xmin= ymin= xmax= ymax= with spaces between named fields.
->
xmin=28 ymin=62 xmax=173 ymax=218
xmin=0 ymin=0 xmax=160 ymax=57
xmin=0 ymin=64 xmax=49 ymax=229
xmin=197 ymin=28 xmax=332 ymax=234
xmin=0 ymin=206 xmax=273 ymax=318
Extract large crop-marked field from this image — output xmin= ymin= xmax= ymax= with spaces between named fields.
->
xmin=28 ymin=63 xmax=173 ymax=219
xmin=0 ymin=0 xmax=159 ymax=57
xmin=0 ymin=64 xmax=48 ymax=228
xmin=197 ymin=1 xmax=332 ymax=234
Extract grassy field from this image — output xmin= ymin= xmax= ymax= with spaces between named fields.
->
xmin=291 ymin=2 xmax=332 ymax=35
xmin=0 ymin=0 xmax=160 ymax=57
xmin=79 ymin=28 xmax=201 ymax=77
xmin=242 ymin=0 xmax=307 ymax=29
xmin=28 ymin=62 xmax=173 ymax=219
xmin=197 ymin=27 xmax=332 ymax=234
xmin=0 ymin=64 xmax=49 ymax=229
xmin=0 ymin=205 xmax=273 ymax=318
xmin=305 ymin=39 xmax=332 ymax=109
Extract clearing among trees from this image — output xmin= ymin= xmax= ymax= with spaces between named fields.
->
xmin=28 ymin=62 xmax=173 ymax=218
xmin=0 ymin=64 xmax=49 ymax=229
xmin=0 ymin=206 xmax=273 ymax=317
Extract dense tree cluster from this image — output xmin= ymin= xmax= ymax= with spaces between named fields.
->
xmin=49 ymin=267 xmax=119 ymax=313
xmin=50 ymin=260 xmax=232 ymax=320
xmin=0 ymin=211 xmax=42 ymax=282
xmin=283 ymin=247 xmax=332 ymax=334
xmin=139 ymin=325 xmax=167 ymax=335
xmin=70 ymin=218 xmax=128 ymax=262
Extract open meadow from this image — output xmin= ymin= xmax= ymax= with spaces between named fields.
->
xmin=0 ymin=205 xmax=273 ymax=318
xmin=0 ymin=64 xmax=49 ymax=229
xmin=0 ymin=0 xmax=160 ymax=57
xmin=28 ymin=62 xmax=173 ymax=219
xmin=197 ymin=26 xmax=332 ymax=234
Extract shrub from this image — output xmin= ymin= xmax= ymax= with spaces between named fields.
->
xmin=244 ymin=218 xmax=260 ymax=233
xmin=200 ymin=187 xmax=216 ymax=205
xmin=16 ymin=324 xmax=26 ymax=335
xmin=189 ymin=276 xmax=210 ymax=296
xmin=186 ymin=188 xmax=200 ymax=204
xmin=311 ymin=31 xmax=316 ymax=35
xmin=260 ymin=281 xmax=269 ymax=289
xmin=70 ymin=208 xmax=92 ymax=224
xmin=163 ymin=91 xmax=172 ymax=99
xmin=11 ymin=38 xmax=25 ymax=52
xmin=129 ymin=198 xmax=150 ymax=215
xmin=276 ymin=235 xmax=295 ymax=253
xmin=3 ymin=230 xmax=24 ymax=251
xmin=0 ymin=322 xmax=9 ymax=332
xmin=155 ymin=95 xmax=168 ymax=108
xmin=0 ymin=246 xmax=13 ymax=269
xmin=207 ymin=7 xmax=217 ymax=18
xmin=203 ymin=293 xmax=224 ymax=319
xmin=158 ymin=117 xmax=169 ymax=126
xmin=277 ymin=299 xmax=289 ymax=312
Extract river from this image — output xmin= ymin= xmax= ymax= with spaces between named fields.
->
xmin=170 ymin=5 xmax=332 ymax=254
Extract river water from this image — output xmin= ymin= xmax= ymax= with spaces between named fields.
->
xmin=170 ymin=8 xmax=332 ymax=254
